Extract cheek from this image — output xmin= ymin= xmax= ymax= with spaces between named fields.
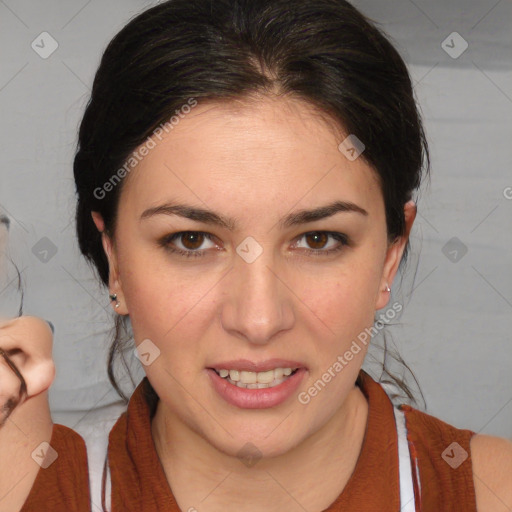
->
xmin=310 ymin=288 xmax=376 ymax=365
xmin=123 ymin=275 xmax=197 ymax=343
xmin=117 ymin=247 xmax=216 ymax=355
xmin=298 ymin=257 xmax=383 ymax=337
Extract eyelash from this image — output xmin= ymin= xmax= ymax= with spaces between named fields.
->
xmin=158 ymin=231 xmax=349 ymax=258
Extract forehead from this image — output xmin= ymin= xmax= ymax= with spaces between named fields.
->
xmin=118 ymin=96 xmax=383 ymax=220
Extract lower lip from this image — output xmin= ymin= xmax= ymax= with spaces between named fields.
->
xmin=207 ymin=368 xmax=307 ymax=409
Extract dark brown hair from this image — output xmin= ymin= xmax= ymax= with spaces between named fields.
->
xmin=0 ymin=256 xmax=28 ymax=424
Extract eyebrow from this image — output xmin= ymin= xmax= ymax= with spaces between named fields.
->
xmin=140 ymin=199 xmax=368 ymax=230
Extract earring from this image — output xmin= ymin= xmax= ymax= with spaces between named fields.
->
xmin=385 ymin=284 xmax=391 ymax=292
xmin=109 ymin=292 xmax=120 ymax=309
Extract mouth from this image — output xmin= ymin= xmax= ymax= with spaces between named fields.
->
xmin=207 ymin=364 xmax=307 ymax=409
xmin=210 ymin=367 xmax=301 ymax=389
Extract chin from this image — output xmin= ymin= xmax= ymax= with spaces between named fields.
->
xmin=207 ymin=425 xmax=303 ymax=464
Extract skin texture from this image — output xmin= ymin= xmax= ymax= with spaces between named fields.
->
xmin=92 ymin=95 xmax=416 ymax=511
xmin=471 ymin=434 xmax=512 ymax=512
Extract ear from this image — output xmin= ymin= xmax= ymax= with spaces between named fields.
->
xmin=91 ymin=211 xmax=128 ymax=315
xmin=375 ymin=200 xmax=417 ymax=310
xmin=0 ymin=316 xmax=55 ymax=399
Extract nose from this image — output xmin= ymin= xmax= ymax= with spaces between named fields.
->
xmin=221 ymin=250 xmax=294 ymax=345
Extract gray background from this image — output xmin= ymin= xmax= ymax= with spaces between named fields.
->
xmin=0 ymin=0 xmax=511 ymax=438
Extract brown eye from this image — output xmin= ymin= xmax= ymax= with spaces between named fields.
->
xmin=180 ymin=232 xmax=206 ymax=250
xmin=294 ymin=231 xmax=349 ymax=256
xmin=159 ymin=231 xmax=217 ymax=258
xmin=305 ymin=232 xmax=329 ymax=250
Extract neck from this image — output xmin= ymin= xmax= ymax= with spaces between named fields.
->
xmin=151 ymin=382 xmax=369 ymax=512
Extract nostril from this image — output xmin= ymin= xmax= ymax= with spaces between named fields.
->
xmin=0 ymin=215 xmax=10 ymax=230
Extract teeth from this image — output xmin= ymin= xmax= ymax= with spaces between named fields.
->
xmin=240 ymin=370 xmax=257 ymax=384
xmin=233 ymin=376 xmax=287 ymax=389
xmin=274 ymin=368 xmax=285 ymax=379
xmin=216 ymin=367 xmax=298 ymax=386
xmin=229 ymin=370 xmax=240 ymax=381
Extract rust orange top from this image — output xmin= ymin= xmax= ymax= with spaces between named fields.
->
xmin=20 ymin=369 xmax=478 ymax=511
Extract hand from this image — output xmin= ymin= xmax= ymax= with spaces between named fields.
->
xmin=0 ymin=316 xmax=55 ymax=427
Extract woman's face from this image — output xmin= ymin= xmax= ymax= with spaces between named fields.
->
xmin=93 ymin=95 xmax=414 ymax=459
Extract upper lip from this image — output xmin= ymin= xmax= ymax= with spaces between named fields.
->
xmin=208 ymin=359 xmax=306 ymax=372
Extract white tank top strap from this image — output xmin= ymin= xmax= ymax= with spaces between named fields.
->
xmin=393 ymin=405 xmax=418 ymax=511
xmin=70 ymin=402 xmax=125 ymax=512
xmin=101 ymin=447 xmax=112 ymax=511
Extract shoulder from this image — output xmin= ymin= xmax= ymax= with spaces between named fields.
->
xmin=20 ymin=423 xmax=90 ymax=512
xmin=470 ymin=433 xmax=512 ymax=512
xmin=398 ymin=404 xmax=478 ymax=508
xmin=398 ymin=403 xmax=512 ymax=511
xmin=399 ymin=403 xmax=475 ymax=449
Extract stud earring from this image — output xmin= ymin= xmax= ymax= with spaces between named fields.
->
xmin=385 ymin=284 xmax=391 ymax=292
xmin=109 ymin=292 xmax=120 ymax=309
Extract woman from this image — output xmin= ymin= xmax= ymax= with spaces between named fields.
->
xmin=1 ymin=0 xmax=511 ymax=510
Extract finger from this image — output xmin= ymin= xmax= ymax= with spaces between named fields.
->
xmin=0 ymin=349 xmax=25 ymax=426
